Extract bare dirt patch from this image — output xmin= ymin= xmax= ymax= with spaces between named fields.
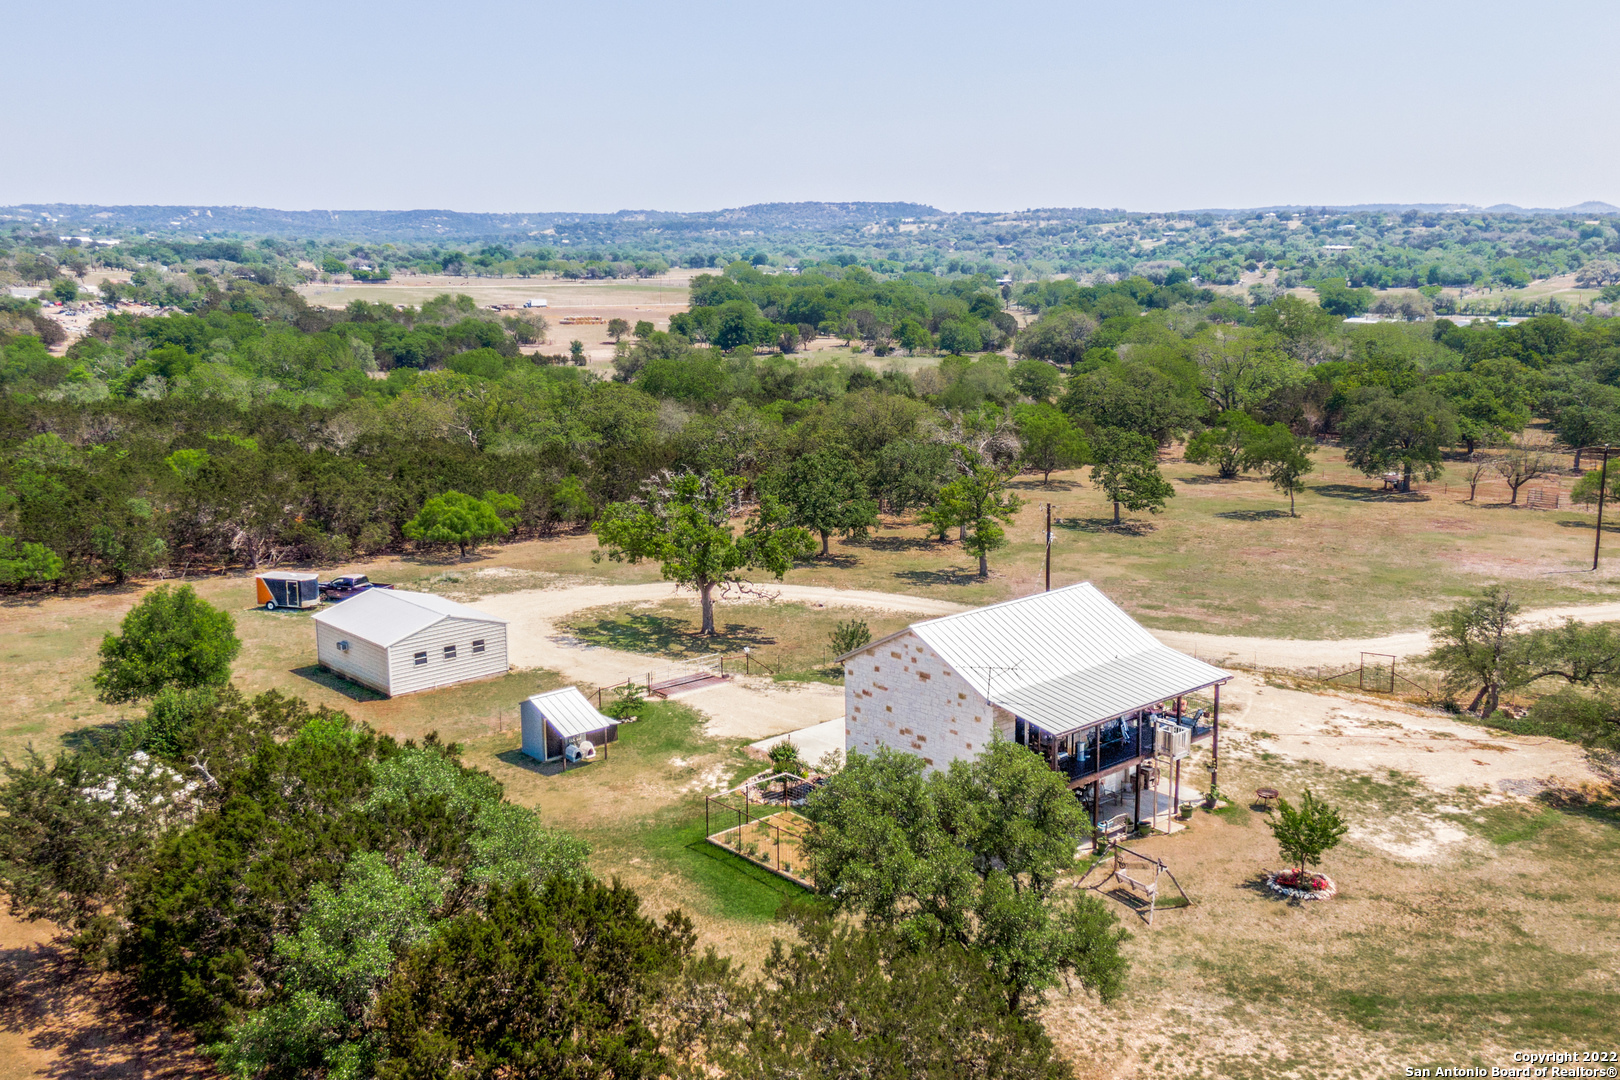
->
xmin=0 ymin=911 xmax=214 ymax=1080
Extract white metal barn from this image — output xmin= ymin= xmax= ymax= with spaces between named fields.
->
xmin=519 ymin=687 xmax=619 ymax=764
xmin=312 ymin=589 xmax=509 ymax=697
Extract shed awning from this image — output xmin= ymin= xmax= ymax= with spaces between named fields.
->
xmin=526 ymin=687 xmax=618 ymax=739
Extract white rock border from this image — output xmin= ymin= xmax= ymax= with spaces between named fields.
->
xmin=1264 ymin=869 xmax=1337 ymax=901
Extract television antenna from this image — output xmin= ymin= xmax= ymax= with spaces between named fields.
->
xmin=968 ymin=661 xmax=1023 ymax=706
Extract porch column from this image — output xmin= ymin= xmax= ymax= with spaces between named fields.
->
xmin=1173 ymin=758 xmax=1181 ymax=821
xmin=1211 ymin=682 xmax=1221 ymax=796
xmin=1133 ymin=765 xmax=1143 ymax=826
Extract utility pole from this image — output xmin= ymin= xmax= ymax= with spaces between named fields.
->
xmin=1596 ymin=445 xmax=1612 ymax=572
xmin=1043 ymin=505 xmax=1056 ymax=595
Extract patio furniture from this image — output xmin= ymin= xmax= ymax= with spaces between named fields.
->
xmin=1255 ymin=787 xmax=1279 ymax=810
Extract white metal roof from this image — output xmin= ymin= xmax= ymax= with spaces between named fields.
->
xmin=257 ymin=571 xmax=317 ymax=581
xmin=311 ymin=588 xmax=506 ymax=648
xmin=889 ymin=583 xmax=1229 ymax=735
xmin=525 ymin=686 xmax=618 ymax=739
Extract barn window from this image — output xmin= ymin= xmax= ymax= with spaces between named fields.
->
xmin=413 ymin=651 xmax=428 ymax=666
xmin=444 ymin=644 xmax=457 ymax=660
xmin=472 ymin=639 xmax=486 ymax=654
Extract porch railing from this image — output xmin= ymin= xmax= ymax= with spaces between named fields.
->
xmin=1046 ymin=713 xmax=1212 ymax=784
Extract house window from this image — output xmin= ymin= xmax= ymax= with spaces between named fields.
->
xmin=472 ymin=639 xmax=485 ymax=654
xmin=444 ymin=644 xmax=457 ymax=661
xmin=413 ymin=651 xmax=428 ymax=666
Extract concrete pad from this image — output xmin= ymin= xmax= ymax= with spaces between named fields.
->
xmin=749 ymin=717 xmax=846 ymax=766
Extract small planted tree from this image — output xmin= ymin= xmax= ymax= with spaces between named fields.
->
xmin=568 ymin=339 xmax=586 ymax=364
xmin=604 ymin=681 xmax=645 ymax=720
xmin=769 ymin=738 xmax=807 ymax=776
xmin=95 ymin=585 xmax=241 ymax=703
xmin=829 ymin=618 xmax=871 ymax=656
xmin=1266 ymin=789 xmax=1348 ymax=892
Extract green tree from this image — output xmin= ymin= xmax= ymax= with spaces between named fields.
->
xmin=375 ymin=877 xmax=694 ymax=1080
xmin=403 ymin=490 xmax=512 ymax=557
xmin=695 ymin=913 xmax=1073 ymax=1079
xmin=1241 ymin=422 xmax=1316 ymax=516
xmin=569 ymin=339 xmax=586 ymax=363
xmin=1339 ymin=387 xmax=1459 ymax=492
xmin=95 ymin=585 xmax=240 ymax=704
xmin=896 ymin=317 xmax=934 ymax=354
xmin=803 ymin=742 xmax=1129 ymax=1013
xmin=633 ymin=319 xmax=654 ymax=339
xmin=769 ymin=447 xmax=878 ymax=556
xmin=1423 ymin=587 xmax=1523 ymax=717
xmin=593 ymin=470 xmax=815 ymax=634
xmin=829 ymin=618 xmax=872 ymax=656
xmin=0 ymin=746 xmax=175 ymax=937
xmin=51 ymin=277 xmax=79 ymax=302
xmin=1089 ymin=428 xmax=1175 ymax=526
xmin=213 ymin=851 xmax=446 ymax=1080
xmin=1013 ymin=310 xmax=1098 ymax=366
xmin=919 ymin=464 xmax=1024 ymax=577
xmin=1183 ymin=412 xmax=1263 ymax=480
xmin=1266 ymin=790 xmax=1349 ymax=879
xmin=607 ymin=317 xmax=630 ymax=341
xmin=0 ymin=537 xmax=63 ymax=589
xmin=1015 ymin=403 xmax=1090 ymax=485
xmin=1546 ymin=386 xmax=1620 ymax=470
xmin=1010 ymin=359 xmax=1062 ymax=402
xmin=1570 ymin=466 xmax=1620 ymax=506
xmin=1313 ymin=277 xmax=1373 ymax=317
xmin=1190 ymin=329 xmax=1303 ymax=413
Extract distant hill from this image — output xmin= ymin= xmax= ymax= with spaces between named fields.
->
xmin=1185 ymin=202 xmax=1620 ymax=216
xmin=0 ymin=201 xmax=944 ymax=242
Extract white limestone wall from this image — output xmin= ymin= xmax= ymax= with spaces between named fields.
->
xmin=843 ymin=630 xmax=1014 ymax=771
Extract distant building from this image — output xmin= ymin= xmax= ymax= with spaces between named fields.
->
xmin=312 ymin=589 xmax=508 ymax=697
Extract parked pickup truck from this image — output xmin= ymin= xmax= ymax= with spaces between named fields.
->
xmin=318 ymin=574 xmax=395 ymax=602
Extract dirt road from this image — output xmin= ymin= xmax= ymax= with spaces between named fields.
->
xmin=1151 ymin=601 xmax=1620 ymax=669
xmin=471 ymin=583 xmax=1612 ymax=801
xmin=472 ymin=583 xmax=965 ymax=742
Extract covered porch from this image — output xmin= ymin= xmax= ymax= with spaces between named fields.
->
xmin=1009 ymin=682 xmax=1226 ymax=831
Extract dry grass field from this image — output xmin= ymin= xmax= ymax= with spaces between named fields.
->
xmin=1 ymin=441 xmax=1617 ymax=1077
xmin=294 ymin=271 xmax=698 ymax=367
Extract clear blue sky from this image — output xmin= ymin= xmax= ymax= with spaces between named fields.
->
xmin=5 ymin=0 xmax=1617 ymax=214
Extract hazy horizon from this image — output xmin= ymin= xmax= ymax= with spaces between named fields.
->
xmin=4 ymin=0 xmax=1618 ymax=214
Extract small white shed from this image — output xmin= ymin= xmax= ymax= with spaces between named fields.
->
xmin=520 ymin=687 xmax=619 ymax=764
xmin=312 ymin=589 xmax=508 ymax=697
